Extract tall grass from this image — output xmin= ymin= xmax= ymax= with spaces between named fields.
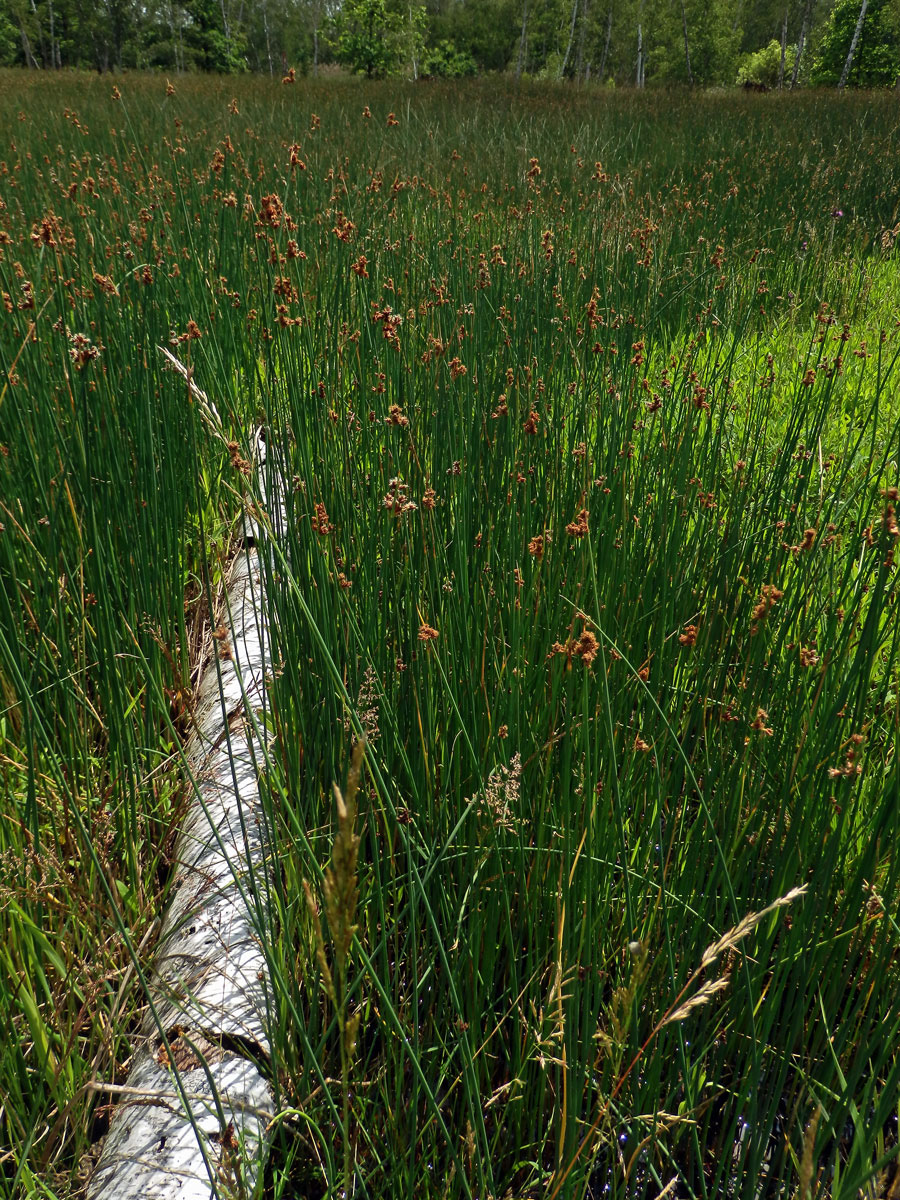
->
xmin=0 ymin=72 xmax=898 ymax=1199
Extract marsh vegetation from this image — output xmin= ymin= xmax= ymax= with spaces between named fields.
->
xmin=0 ymin=73 xmax=899 ymax=1199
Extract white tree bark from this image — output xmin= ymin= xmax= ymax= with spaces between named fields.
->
xmin=792 ymin=0 xmax=816 ymax=88
xmin=838 ymin=0 xmax=868 ymax=88
xmin=778 ymin=4 xmax=788 ymax=88
xmin=89 ymin=380 xmax=276 ymax=1199
xmin=560 ymin=0 xmax=580 ymax=77
xmin=598 ymin=6 xmax=613 ymax=82
xmin=516 ymin=0 xmax=529 ymax=77
xmin=680 ymin=0 xmax=693 ymax=84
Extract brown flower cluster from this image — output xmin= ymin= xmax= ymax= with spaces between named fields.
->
xmin=312 ymin=502 xmax=334 ymax=536
xmin=68 ymin=331 xmax=100 ymax=369
xmin=31 ymin=213 xmax=74 ymax=251
xmin=783 ymin=527 xmax=817 ymax=556
xmin=566 ymin=509 xmax=589 ymax=539
xmin=371 ymin=304 xmax=403 ymax=350
xmin=385 ymin=404 xmax=409 ymax=428
xmin=257 ymin=193 xmax=284 ymax=228
xmin=828 ymin=734 xmax=864 ymax=779
xmin=751 ymin=583 xmax=783 ymax=633
xmin=227 ymin=440 xmax=251 ymax=476
xmin=176 ymin=319 xmax=202 ymax=343
xmin=750 ymin=708 xmax=774 ymax=736
xmin=382 ymin=477 xmax=417 ymax=516
xmin=332 ymin=212 xmax=356 ymax=243
xmin=551 ymin=626 xmax=599 ymax=668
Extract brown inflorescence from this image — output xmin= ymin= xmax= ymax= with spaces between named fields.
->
xmin=566 ymin=509 xmax=589 ymax=539
xmin=751 ymin=584 xmax=783 ymax=632
xmin=522 ymin=410 xmax=540 ymax=435
xmin=227 ymin=441 xmax=252 ymax=476
xmin=385 ymin=404 xmax=409 ymax=428
xmin=312 ymin=502 xmax=334 ymax=536
xmin=750 ymin=708 xmax=774 ymax=736
xmin=573 ymin=630 xmax=599 ymax=666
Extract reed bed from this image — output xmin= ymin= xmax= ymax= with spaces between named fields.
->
xmin=0 ymin=72 xmax=898 ymax=1199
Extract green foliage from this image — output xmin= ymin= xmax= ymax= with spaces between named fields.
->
xmin=522 ymin=0 xmax=567 ymax=74
xmin=333 ymin=0 xmax=424 ymax=78
xmin=0 ymin=0 xmax=898 ymax=88
xmin=430 ymin=0 xmax=520 ymax=73
xmin=648 ymin=0 xmax=743 ymax=85
xmin=736 ymin=37 xmax=797 ymax=85
xmin=421 ymin=37 xmax=477 ymax=77
xmin=811 ymin=0 xmax=900 ymax=85
xmin=181 ymin=0 xmax=248 ymax=71
xmin=0 ymin=9 xmax=19 ymax=65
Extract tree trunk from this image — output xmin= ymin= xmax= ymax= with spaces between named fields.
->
xmin=28 ymin=0 xmax=47 ymax=67
xmin=680 ymin=0 xmax=693 ymax=84
xmin=166 ymin=0 xmax=181 ymax=73
xmin=778 ymin=4 xmax=788 ymax=87
xmin=409 ymin=2 xmax=419 ymax=79
xmin=636 ymin=21 xmax=643 ymax=86
xmin=263 ymin=0 xmax=272 ymax=74
xmin=18 ymin=19 xmax=39 ymax=68
xmin=838 ymin=0 xmax=868 ymax=88
xmin=88 ymin=352 xmax=275 ymax=1200
xmin=598 ymin=5 xmax=612 ymax=81
xmin=516 ymin=0 xmax=529 ymax=77
xmin=576 ymin=0 xmax=590 ymax=79
xmin=313 ymin=0 xmax=323 ymax=75
xmin=560 ymin=0 xmax=580 ymax=77
xmin=792 ymin=0 xmax=815 ymax=86
xmin=113 ymin=0 xmax=124 ymax=70
xmin=47 ymin=0 xmax=57 ymax=68
xmin=854 ymin=17 xmax=866 ymax=81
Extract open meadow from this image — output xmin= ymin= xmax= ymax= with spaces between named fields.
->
xmin=1 ymin=71 xmax=899 ymax=1199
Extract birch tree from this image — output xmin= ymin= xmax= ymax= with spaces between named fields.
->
xmin=838 ymin=0 xmax=868 ymax=84
xmin=791 ymin=0 xmax=814 ymax=84
xmin=680 ymin=0 xmax=693 ymax=81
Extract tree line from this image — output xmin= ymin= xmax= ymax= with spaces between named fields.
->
xmin=0 ymin=0 xmax=897 ymax=87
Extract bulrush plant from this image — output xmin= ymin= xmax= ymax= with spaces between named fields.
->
xmin=303 ymin=742 xmax=366 ymax=1200
xmin=547 ymin=886 xmax=809 ymax=1199
xmin=1 ymin=70 xmax=900 ymax=1200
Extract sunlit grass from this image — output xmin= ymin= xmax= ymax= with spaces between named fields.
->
xmin=0 ymin=70 xmax=898 ymax=1199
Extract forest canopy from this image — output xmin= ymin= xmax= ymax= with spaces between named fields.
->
xmin=0 ymin=0 xmax=898 ymax=87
